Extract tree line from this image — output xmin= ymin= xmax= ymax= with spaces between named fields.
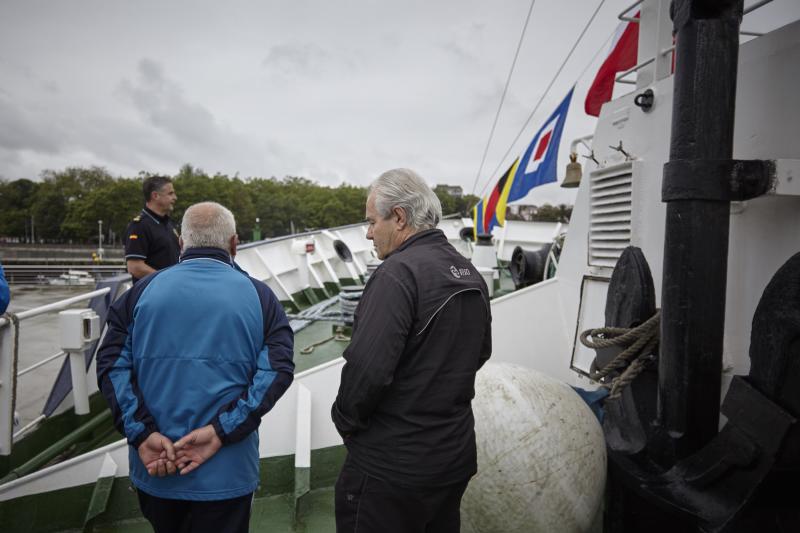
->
xmin=0 ymin=165 xmax=484 ymax=244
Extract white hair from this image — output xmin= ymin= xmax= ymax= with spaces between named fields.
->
xmin=369 ymin=168 xmax=442 ymax=231
xmin=181 ymin=202 xmax=236 ymax=250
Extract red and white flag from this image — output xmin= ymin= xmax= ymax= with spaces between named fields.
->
xmin=584 ymin=12 xmax=639 ymax=117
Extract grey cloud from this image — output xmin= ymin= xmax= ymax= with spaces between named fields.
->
xmin=0 ymin=95 xmax=64 ymax=154
xmin=262 ymin=43 xmax=356 ymax=76
xmin=138 ymin=58 xmax=165 ymax=85
xmin=118 ymin=58 xmax=220 ymax=148
xmin=42 ymin=80 xmax=59 ymax=94
xmin=437 ymin=22 xmax=488 ymax=63
xmin=263 ymin=43 xmax=329 ymax=74
xmin=439 ymin=41 xmax=476 ymax=63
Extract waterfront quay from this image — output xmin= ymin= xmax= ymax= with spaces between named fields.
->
xmin=0 ymin=244 xmax=126 ymax=284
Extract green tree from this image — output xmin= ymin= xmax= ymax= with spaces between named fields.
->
xmin=532 ymin=203 xmax=572 ymax=223
xmin=433 ymin=185 xmax=480 ymax=217
xmin=30 ymin=167 xmax=115 ymax=241
xmin=61 ymin=179 xmax=141 ymax=242
xmin=0 ymin=178 xmax=39 ymax=240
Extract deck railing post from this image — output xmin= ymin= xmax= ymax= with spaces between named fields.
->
xmin=0 ymin=318 xmax=17 ymax=456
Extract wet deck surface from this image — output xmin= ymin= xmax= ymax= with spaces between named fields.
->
xmin=293 ymin=320 xmax=349 ymax=373
xmin=92 ymin=488 xmax=337 ymax=533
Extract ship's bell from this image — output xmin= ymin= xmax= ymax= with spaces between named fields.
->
xmin=561 ymin=152 xmax=582 ymax=188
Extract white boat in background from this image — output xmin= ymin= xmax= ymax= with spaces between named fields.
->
xmin=47 ymin=270 xmax=97 ymax=287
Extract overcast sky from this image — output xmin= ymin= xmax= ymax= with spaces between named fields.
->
xmin=1 ymin=0 xmax=797 ymax=206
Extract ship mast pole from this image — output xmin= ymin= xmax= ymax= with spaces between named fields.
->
xmin=656 ymin=0 xmax=743 ymax=463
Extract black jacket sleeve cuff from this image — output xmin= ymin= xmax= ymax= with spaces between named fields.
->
xmin=130 ymin=425 xmax=157 ymax=449
xmin=211 ymin=417 xmax=230 ymax=446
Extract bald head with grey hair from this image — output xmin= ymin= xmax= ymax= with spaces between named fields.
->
xmin=180 ymin=202 xmax=238 ymax=253
xmin=369 ymin=168 xmax=442 ymax=232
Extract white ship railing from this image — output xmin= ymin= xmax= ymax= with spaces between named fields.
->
xmin=0 ymin=286 xmax=123 ymax=455
xmin=614 ymin=0 xmax=774 ymax=85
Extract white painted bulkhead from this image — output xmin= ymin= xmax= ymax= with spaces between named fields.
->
xmin=490 ymin=18 xmax=800 ymax=395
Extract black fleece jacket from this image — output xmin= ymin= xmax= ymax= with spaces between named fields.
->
xmin=331 ymin=229 xmax=492 ymax=487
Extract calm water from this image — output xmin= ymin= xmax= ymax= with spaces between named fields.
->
xmin=5 ymin=285 xmax=102 ymax=428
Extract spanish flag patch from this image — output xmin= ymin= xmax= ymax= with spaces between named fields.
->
xmin=129 ymin=234 xmax=139 ymax=240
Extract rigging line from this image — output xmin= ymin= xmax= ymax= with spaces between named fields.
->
xmin=576 ymin=21 xmax=617 ymax=88
xmin=477 ymin=0 xmax=608 ymax=198
xmin=469 ymin=0 xmax=538 ymax=196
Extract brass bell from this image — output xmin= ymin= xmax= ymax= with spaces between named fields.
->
xmin=561 ymin=152 xmax=582 ymax=188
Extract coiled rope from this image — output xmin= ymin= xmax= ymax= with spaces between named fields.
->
xmin=579 ymin=310 xmax=660 ymax=399
xmin=299 ymin=326 xmax=351 ymax=355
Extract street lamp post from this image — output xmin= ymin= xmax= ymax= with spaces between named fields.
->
xmin=97 ymin=220 xmax=104 ymax=261
xmin=253 ymin=217 xmax=261 ymax=242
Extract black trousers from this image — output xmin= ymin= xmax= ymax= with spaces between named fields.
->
xmin=136 ymin=489 xmax=253 ymax=533
xmin=335 ymin=457 xmax=469 ymax=533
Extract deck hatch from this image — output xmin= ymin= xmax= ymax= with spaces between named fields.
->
xmin=588 ymin=163 xmax=633 ymax=268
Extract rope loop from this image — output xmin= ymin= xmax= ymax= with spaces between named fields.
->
xmin=299 ymin=326 xmax=351 ymax=354
xmin=580 ymin=310 xmax=660 ymax=399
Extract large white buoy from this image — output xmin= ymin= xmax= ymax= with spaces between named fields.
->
xmin=462 ymin=363 xmax=606 ymax=533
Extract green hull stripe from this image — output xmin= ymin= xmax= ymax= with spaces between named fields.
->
xmin=0 ymin=445 xmax=346 ymax=533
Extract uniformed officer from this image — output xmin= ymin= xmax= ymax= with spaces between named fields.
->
xmin=124 ymin=176 xmax=180 ymax=281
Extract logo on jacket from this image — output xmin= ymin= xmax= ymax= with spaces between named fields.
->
xmin=450 ymin=265 xmax=471 ymax=278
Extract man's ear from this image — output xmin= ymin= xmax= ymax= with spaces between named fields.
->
xmin=393 ymin=206 xmax=408 ymax=229
xmin=229 ymin=234 xmax=239 ymax=257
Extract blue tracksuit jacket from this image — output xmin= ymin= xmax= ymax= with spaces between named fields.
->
xmin=96 ymin=247 xmax=294 ymax=500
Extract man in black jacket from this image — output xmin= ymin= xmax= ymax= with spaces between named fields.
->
xmin=331 ymin=168 xmax=492 ymax=533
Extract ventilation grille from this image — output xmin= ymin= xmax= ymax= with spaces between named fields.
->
xmin=589 ymin=164 xmax=632 ymax=268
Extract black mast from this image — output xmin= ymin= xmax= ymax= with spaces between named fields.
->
xmin=657 ymin=0 xmax=743 ymax=463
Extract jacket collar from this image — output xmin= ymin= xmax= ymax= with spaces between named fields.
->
xmin=385 ymin=228 xmax=445 ymax=259
xmin=180 ymin=247 xmax=234 ymax=266
xmin=142 ymin=206 xmax=171 ymax=225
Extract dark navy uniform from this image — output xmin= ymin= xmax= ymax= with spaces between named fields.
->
xmin=124 ymin=207 xmax=181 ymax=279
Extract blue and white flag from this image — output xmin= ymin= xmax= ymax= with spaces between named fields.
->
xmin=505 ymin=87 xmax=574 ymax=203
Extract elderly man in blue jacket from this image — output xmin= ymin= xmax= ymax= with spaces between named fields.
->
xmin=97 ymin=201 xmax=294 ymax=533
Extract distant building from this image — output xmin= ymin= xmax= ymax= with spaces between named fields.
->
xmin=435 ymin=184 xmax=463 ymax=198
xmin=506 ymin=204 xmax=538 ymax=221
xmin=506 ymin=204 xmax=572 ymax=223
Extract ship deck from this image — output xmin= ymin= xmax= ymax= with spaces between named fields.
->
xmin=91 ymin=488 xmax=338 ymax=533
xmin=2 ymin=269 xmax=519 ymax=532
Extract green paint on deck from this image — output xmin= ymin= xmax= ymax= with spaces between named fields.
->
xmin=293 ymin=466 xmax=311 ymax=526
xmin=323 ymin=282 xmax=339 ymax=296
xmin=84 ymin=475 xmax=116 ymax=527
xmin=294 ymin=321 xmax=349 ymax=373
xmin=302 ymin=288 xmax=320 ymax=305
xmin=0 ymin=394 xmax=109 ymax=478
xmin=0 ymin=447 xmax=346 ymax=532
xmin=91 ymin=488 xmax=336 ymax=533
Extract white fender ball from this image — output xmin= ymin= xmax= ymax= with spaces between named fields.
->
xmin=461 ymin=363 xmax=606 ymax=533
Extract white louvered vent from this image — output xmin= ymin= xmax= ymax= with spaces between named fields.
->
xmin=588 ymin=163 xmax=632 ymax=268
